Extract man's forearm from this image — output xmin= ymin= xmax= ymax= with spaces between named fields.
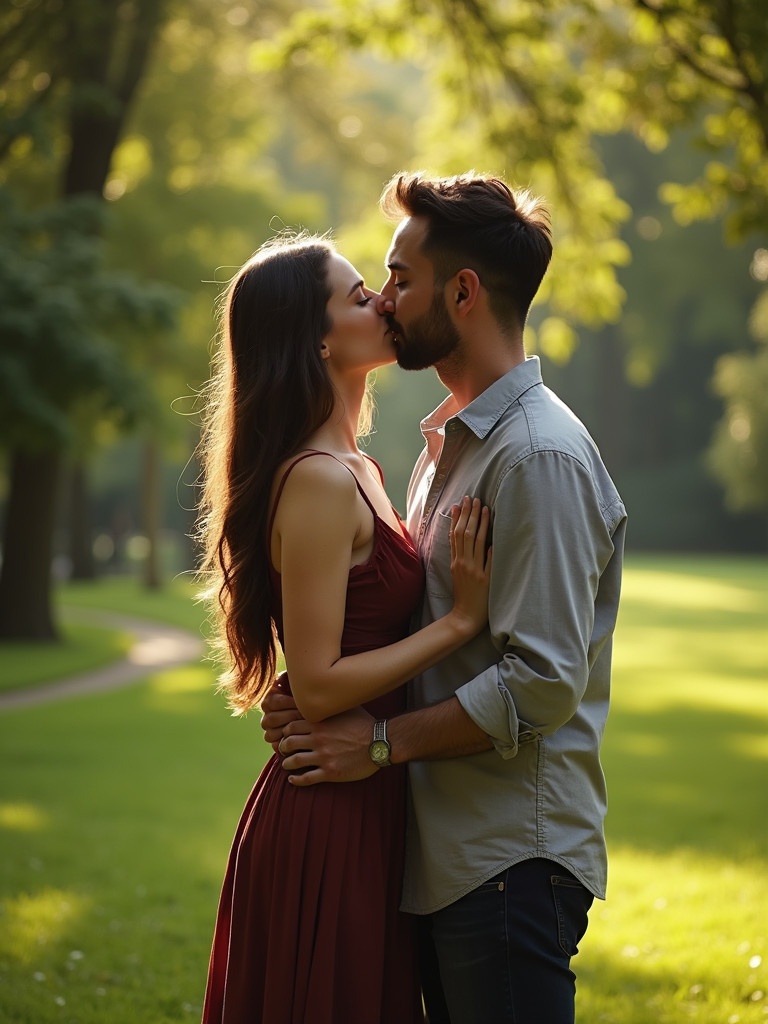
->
xmin=276 ymin=696 xmax=492 ymax=787
xmin=388 ymin=696 xmax=492 ymax=763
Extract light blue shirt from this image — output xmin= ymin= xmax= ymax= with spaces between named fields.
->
xmin=403 ymin=356 xmax=627 ymax=914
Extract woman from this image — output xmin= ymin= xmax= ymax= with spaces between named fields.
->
xmin=197 ymin=234 xmax=491 ymax=1024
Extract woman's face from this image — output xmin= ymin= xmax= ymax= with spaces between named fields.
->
xmin=321 ymin=253 xmax=397 ymax=375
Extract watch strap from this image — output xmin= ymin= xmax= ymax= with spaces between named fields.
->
xmin=368 ymin=718 xmax=391 ymax=767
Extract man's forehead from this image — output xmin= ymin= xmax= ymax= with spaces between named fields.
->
xmin=386 ymin=216 xmax=427 ymax=267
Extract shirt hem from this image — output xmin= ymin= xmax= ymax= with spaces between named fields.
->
xmin=401 ymin=851 xmax=607 ymax=915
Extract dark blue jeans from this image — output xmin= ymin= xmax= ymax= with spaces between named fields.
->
xmin=419 ymin=858 xmax=594 ymax=1024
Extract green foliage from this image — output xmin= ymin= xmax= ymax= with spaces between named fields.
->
xmin=0 ymin=190 xmax=178 ymax=452
xmin=631 ymin=0 xmax=768 ymax=241
xmin=1 ymin=0 xmax=766 ymax=580
xmin=255 ymin=0 xmax=768 ymax=352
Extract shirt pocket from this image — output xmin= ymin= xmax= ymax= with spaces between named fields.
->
xmin=425 ymin=507 xmax=455 ymax=599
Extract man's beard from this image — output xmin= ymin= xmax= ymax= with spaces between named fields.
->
xmin=388 ymin=293 xmax=461 ymax=371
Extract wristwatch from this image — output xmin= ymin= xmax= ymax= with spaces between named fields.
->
xmin=368 ymin=719 xmax=392 ymax=767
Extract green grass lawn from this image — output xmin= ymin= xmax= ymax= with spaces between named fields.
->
xmin=0 ymin=575 xmax=202 ymax=697
xmin=0 ymin=622 xmax=132 ymax=694
xmin=58 ymin=574 xmax=204 ymax=633
xmin=0 ymin=557 xmax=765 ymax=1023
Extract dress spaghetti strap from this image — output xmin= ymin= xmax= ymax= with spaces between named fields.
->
xmin=268 ymin=450 xmax=378 ymax=540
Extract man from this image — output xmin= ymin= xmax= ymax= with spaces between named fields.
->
xmin=263 ymin=171 xmax=627 ymax=1023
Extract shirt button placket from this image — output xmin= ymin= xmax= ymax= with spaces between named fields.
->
xmin=419 ymin=425 xmax=458 ymax=537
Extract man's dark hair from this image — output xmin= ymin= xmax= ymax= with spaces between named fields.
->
xmin=380 ymin=171 xmax=552 ymax=331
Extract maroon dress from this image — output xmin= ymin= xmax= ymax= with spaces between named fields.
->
xmin=202 ymin=453 xmax=426 ymax=1024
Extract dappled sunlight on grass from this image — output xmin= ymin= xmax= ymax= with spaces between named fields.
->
xmin=2 ymin=888 xmax=89 ymax=966
xmin=603 ymin=700 xmax=765 ymax=858
xmin=727 ymin=731 xmax=768 ymax=761
xmin=617 ymin=622 xmax=765 ymax=669
xmin=622 ymin=568 xmax=764 ymax=613
xmin=602 ymin=559 xmax=766 ymax=872
xmin=613 ymin=558 xmax=767 ymax=724
xmin=0 ymin=558 xmax=764 ymax=1022
xmin=579 ymin=846 xmax=767 ymax=1023
xmin=581 ymin=565 xmax=768 ymax=1019
xmin=614 ymin=733 xmax=666 ymax=757
xmin=0 ymin=802 xmax=49 ymax=832
xmin=145 ymin=664 xmax=215 ymax=701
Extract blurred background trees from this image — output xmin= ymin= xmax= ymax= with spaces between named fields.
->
xmin=0 ymin=0 xmax=765 ymax=641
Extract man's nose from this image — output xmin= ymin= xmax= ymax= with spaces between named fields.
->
xmin=375 ymin=293 xmax=395 ymax=316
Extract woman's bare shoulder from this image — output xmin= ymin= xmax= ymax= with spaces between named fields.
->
xmin=271 ymin=451 xmax=357 ymax=521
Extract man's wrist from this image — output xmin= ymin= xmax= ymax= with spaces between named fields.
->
xmin=368 ymin=718 xmax=392 ymax=767
xmin=385 ymin=700 xmax=492 ymax=763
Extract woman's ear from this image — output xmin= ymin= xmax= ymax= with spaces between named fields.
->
xmin=320 ymin=341 xmax=331 ymax=360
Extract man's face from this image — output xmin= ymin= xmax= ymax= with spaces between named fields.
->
xmin=381 ymin=216 xmax=461 ymax=371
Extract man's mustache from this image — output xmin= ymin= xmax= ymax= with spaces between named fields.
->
xmin=386 ymin=314 xmax=403 ymax=336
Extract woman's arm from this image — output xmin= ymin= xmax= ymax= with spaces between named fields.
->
xmin=274 ymin=457 xmax=490 ymax=722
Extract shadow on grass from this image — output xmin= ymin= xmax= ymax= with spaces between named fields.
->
xmin=603 ymin=701 xmax=766 ymax=859
xmin=0 ymin=672 xmax=268 ymax=1023
xmin=576 ymin=949 xmax=765 ymax=1024
xmin=0 ymin=657 xmax=765 ymax=1022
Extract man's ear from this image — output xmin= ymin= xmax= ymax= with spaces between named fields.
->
xmin=451 ymin=269 xmax=481 ymax=317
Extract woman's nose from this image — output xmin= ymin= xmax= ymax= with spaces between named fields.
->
xmin=375 ymin=293 xmax=395 ymax=316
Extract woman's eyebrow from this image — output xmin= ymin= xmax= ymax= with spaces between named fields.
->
xmin=346 ymin=278 xmax=364 ymax=297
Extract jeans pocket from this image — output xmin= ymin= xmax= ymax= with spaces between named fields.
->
xmin=550 ymin=874 xmax=593 ymax=957
xmin=474 ymin=874 xmax=508 ymax=895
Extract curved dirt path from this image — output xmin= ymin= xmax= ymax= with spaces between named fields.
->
xmin=0 ymin=610 xmax=205 ymax=712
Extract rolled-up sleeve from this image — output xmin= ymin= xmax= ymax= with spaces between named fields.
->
xmin=456 ymin=449 xmax=618 ymax=757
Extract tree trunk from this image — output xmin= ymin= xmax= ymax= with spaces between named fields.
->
xmin=0 ymin=3 xmax=167 ymax=641
xmin=141 ymin=437 xmax=162 ymax=590
xmin=67 ymin=461 xmax=96 ymax=580
xmin=0 ymin=448 xmax=63 ymax=641
xmin=596 ymin=325 xmax=629 ymax=475
xmin=62 ymin=1 xmax=165 ymax=199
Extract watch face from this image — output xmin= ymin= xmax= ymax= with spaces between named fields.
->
xmin=369 ymin=740 xmax=391 ymax=766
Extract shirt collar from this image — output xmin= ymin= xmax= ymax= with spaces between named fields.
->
xmin=420 ymin=356 xmax=543 ymax=442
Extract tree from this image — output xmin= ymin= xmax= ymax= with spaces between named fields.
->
xmin=708 ymin=279 xmax=768 ymax=516
xmin=1 ymin=0 xmax=412 ymax=632
xmin=631 ymin=0 xmax=768 ymax=240
xmin=257 ymin=0 xmax=768 ymax=544
xmin=255 ymin=0 xmax=768 ymax=366
xmin=0 ymin=0 xmax=171 ymax=639
xmin=0 ymin=193 xmax=176 ymax=637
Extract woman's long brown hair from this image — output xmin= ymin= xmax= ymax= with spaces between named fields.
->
xmin=197 ymin=236 xmax=336 ymax=714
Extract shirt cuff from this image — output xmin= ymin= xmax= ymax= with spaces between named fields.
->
xmin=456 ymin=672 xmax=524 ymax=760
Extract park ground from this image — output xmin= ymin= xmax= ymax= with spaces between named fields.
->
xmin=0 ymin=555 xmax=765 ymax=1023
